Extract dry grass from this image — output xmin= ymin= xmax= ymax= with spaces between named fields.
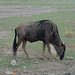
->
xmin=65 ymin=30 xmax=74 ymax=37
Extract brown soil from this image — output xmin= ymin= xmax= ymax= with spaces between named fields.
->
xmin=0 ymin=47 xmax=75 ymax=75
xmin=0 ymin=5 xmax=75 ymax=18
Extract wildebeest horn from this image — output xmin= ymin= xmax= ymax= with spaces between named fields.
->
xmin=63 ymin=42 xmax=65 ymax=45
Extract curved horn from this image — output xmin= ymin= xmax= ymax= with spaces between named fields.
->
xmin=63 ymin=42 xmax=65 ymax=45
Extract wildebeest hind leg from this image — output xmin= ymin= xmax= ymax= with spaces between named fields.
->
xmin=22 ymin=40 xmax=29 ymax=59
xmin=15 ymin=40 xmax=21 ymax=60
xmin=42 ymin=42 xmax=46 ymax=59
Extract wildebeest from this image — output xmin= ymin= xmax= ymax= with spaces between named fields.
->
xmin=12 ymin=20 xmax=66 ymax=61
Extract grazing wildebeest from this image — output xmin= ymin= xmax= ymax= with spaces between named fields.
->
xmin=12 ymin=20 xmax=66 ymax=61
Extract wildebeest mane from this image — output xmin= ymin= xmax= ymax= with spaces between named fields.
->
xmin=35 ymin=20 xmax=50 ymax=26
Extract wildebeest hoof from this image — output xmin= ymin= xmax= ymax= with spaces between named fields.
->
xmin=49 ymin=57 xmax=55 ymax=61
xmin=43 ymin=58 xmax=46 ymax=60
xmin=27 ymin=57 xmax=30 ymax=60
xmin=50 ymin=58 xmax=55 ymax=61
xmin=56 ymin=56 xmax=60 ymax=60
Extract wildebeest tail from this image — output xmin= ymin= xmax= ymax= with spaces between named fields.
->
xmin=12 ymin=29 xmax=17 ymax=56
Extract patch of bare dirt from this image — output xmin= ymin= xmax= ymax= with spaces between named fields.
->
xmin=0 ymin=5 xmax=75 ymax=17
xmin=0 ymin=29 xmax=11 ymax=39
xmin=0 ymin=5 xmax=58 ymax=17
xmin=0 ymin=47 xmax=75 ymax=75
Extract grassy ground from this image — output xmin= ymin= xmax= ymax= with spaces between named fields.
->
xmin=0 ymin=0 xmax=75 ymax=6
xmin=0 ymin=11 xmax=75 ymax=68
xmin=0 ymin=0 xmax=75 ymax=73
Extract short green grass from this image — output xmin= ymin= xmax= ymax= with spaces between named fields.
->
xmin=0 ymin=0 xmax=75 ymax=7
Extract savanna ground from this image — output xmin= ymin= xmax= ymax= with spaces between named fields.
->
xmin=0 ymin=0 xmax=75 ymax=75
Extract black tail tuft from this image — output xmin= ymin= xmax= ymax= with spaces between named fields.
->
xmin=12 ymin=29 xmax=17 ymax=56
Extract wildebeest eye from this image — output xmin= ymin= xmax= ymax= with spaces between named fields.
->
xmin=59 ymin=43 xmax=63 ymax=48
xmin=59 ymin=42 xmax=65 ymax=47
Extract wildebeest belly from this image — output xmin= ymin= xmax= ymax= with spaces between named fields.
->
xmin=26 ymin=27 xmax=45 ymax=42
xmin=26 ymin=34 xmax=38 ymax=42
xmin=26 ymin=29 xmax=39 ymax=42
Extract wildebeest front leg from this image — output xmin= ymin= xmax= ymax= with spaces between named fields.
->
xmin=42 ymin=42 xmax=46 ymax=59
xmin=46 ymin=42 xmax=53 ymax=61
xmin=22 ymin=40 xmax=29 ymax=59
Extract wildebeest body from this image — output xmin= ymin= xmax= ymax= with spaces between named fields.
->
xmin=13 ymin=20 xmax=66 ymax=60
xmin=17 ymin=20 xmax=59 ymax=43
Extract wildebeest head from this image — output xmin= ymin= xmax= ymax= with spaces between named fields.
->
xmin=59 ymin=43 xmax=66 ymax=60
xmin=55 ymin=42 xmax=66 ymax=60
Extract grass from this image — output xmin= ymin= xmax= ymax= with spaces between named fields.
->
xmin=0 ymin=0 xmax=75 ymax=7
xmin=0 ymin=12 xmax=75 ymax=69
xmin=0 ymin=0 xmax=75 ymax=70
